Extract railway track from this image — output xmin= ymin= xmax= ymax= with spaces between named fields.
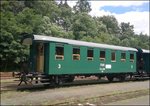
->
xmin=1 ymin=76 xmax=150 ymax=91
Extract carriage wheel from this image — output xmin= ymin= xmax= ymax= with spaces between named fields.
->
xmin=107 ymin=75 xmax=114 ymax=82
xmin=119 ymin=75 xmax=126 ymax=82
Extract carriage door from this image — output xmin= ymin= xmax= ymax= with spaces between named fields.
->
xmin=36 ymin=43 xmax=44 ymax=73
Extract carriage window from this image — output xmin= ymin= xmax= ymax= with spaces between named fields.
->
xmin=55 ymin=46 xmax=64 ymax=60
xmin=100 ymin=51 xmax=105 ymax=61
xmin=111 ymin=51 xmax=116 ymax=62
xmin=87 ymin=49 xmax=93 ymax=60
xmin=121 ymin=52 xmax=126 ymax=62
xmin=130 ymin=53 xmax=134 ymax=62
xmin=73 ymin=47 xmax=80 ymax=60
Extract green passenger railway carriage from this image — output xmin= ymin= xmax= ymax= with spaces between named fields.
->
xmin=20 ymin=34 xmax=149 ymax=85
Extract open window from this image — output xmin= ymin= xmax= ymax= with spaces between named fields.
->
xmin=111 ymin=51 xmax=116 ymax=62
xmin=121 ymin=52 xmax=126 ymax=62
xmin=130 ymin=53 xmax=134 ymax=62
xmin=73 ymin=47 xmax=80 ymax=60
xmin=55 ymin=45 xmax=64 ymax=60
xmin=100 ymin=50 xmax=105 ymax=61
xmin=87 ymin=49 xmax=93 ymax=60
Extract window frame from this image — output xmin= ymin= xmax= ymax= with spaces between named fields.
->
xmin=130 ymin=53 xmax=134 ymax=62
xmin=55 ymin=44 xmax=64 ymax=60
xmin=121 ymin=52 xmax=126 ymax=62
xmin=111 ymin=51 xmax=116 ymax=62
xmin=87 ymin=48 xmax=94 ymax=61
xmin=72 ymin=47 xmax=80 ymax=60
xmin=100 ymin=50 xmax=106 ymax=61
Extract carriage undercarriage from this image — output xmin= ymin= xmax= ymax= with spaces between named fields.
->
xmin=16 ymin=71 xmax=150 ymax=86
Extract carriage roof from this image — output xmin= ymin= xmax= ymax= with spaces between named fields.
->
xmin=142 ymin=49 xmax=150 ymax=53
xmin=22 ymin=34 xmax=138 ymax=52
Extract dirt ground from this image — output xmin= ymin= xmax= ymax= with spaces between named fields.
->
xmin=1 ymin=77 xmax=150 ymax=105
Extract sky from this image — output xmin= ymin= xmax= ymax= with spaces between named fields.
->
xmin=66 ymin=1 xmax=149 ymax=35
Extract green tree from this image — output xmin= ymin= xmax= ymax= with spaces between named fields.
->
xmin=58 ymin=2 xmax=73 ymax=31
xmin=93 ymin=17 xmax=108 ymax=33
xmin=0 ymin=11 xmax=28 ymax=71
xmin=120 ymin=38 xmax=130 ymax=47
xmin=72 ymin=13 xmax=97 ymax=40
xmin=120 ymin=22 xmax=134 ymax=40
xmin=0 ymin=1 xmax=43 ymax=71
xmin=16 ymin=7 xmax=43 ymax=34
xmin=99 ymin=15 xmax=120 ymax=34
xmin=73 ymin=0 xmax=91 ymax=13
xmin=110 ymin=37 xmax=121 ymax=45
xmin=136 ymin=33 xmax=150 ymax=49
xmin=25 ymin=1 xmax=61 ymax=23
xmin=1 ymin=1 xmax=25 ymax=14
xmin=129 ymin=37 xmax=139 ymax=48
xmin=39 ymin=16 xmax=74 ymax=39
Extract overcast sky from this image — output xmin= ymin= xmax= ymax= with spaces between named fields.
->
xmin=66 ymin=1 xmax=149 ymax=35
